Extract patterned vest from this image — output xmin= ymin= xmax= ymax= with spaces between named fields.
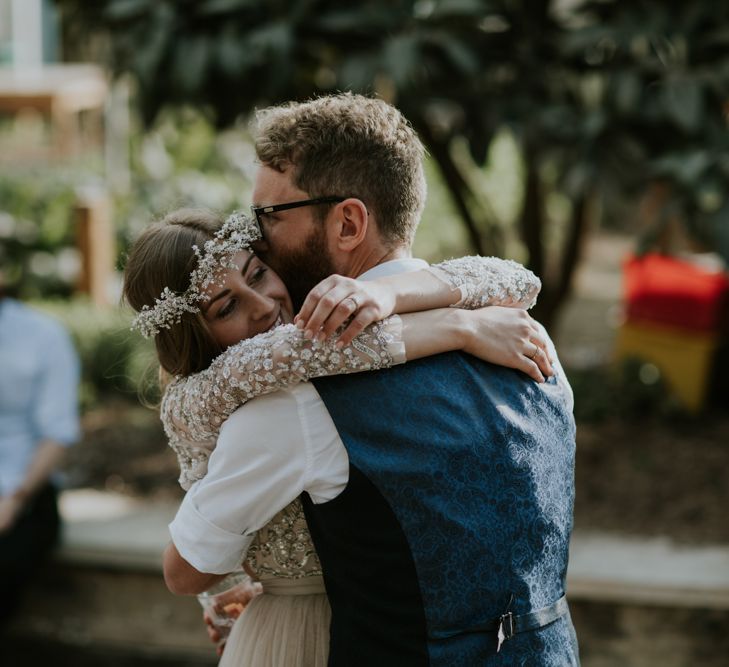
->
xmin=307 ymin=350 xmax=579 ymax=666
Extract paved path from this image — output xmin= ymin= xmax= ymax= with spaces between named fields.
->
xmin=59 ymin=489 xmax=729 ymax=609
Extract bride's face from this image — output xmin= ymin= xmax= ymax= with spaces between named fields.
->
xmin=201 ymin=250 xmax=293 ymax=348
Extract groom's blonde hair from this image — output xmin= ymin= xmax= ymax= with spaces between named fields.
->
xmin=254 ymin=93 xmax=427 ymax=248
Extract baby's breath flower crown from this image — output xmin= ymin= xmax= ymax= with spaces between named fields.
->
xmin=131 ymin=211 xmax=262 ymax=338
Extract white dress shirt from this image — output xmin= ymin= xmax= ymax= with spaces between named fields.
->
xmin=169 ymin=257 xmax=427 ymax=574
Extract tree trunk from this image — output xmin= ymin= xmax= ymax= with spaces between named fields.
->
xmin=531 ymin=191 xmax=591 ymax=330
xmin=411 ymin=120 xmax=485 ymax=255
xmin=520 ymin=149 xmax=544 ymax=279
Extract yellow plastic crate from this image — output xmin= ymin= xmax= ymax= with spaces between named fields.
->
xmin=614 ymin=322 xmax=719 ymax=413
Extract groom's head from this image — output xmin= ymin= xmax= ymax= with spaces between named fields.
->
xmin=251 ymin=93 xmax=426 ymax=306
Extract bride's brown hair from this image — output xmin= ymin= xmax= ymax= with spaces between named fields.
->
xmin=123 ymin=209 xmax=224 ymax=377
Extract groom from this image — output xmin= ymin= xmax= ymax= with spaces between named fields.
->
xmin=166 ymin=93 xmax=579 ymax=665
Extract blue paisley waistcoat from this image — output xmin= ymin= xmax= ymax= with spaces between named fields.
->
xmin=308 ymin=350 xmax=579 ymax=666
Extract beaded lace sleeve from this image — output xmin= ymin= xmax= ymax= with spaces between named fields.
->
xmin=427 ymin=255 xmax=540 ymax=310
xmin=163 ymin=255 xmax=540 ymax=489
xmin=162 ymin=318 xmax=405 ymax=489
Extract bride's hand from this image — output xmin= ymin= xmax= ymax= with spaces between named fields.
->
xmin=295 ymin=275 xmax=396 ymax=347
xmin=461 ymin=307 xmax=554 ymax=383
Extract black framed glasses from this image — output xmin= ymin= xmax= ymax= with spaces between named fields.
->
xmin=250 ymin=196 xmax=345 ymax=229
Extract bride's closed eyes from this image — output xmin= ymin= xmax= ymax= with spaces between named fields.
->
xmin=201 ymin=249 xmax=293 ymax=347
xmin=208 ymin=259 xmax=269 ymax=320
xmin=215 ymin=264 xmax=268 ymax=320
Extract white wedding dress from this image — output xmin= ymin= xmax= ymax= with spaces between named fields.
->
xmin=161 ymin=256 xmax=541 ymax=667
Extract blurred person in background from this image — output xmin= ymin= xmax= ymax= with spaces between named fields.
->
xmin=0 ymin=272 xmax=81 ymax=629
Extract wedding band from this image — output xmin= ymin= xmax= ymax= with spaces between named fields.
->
xmin=528 ymin=346 xmax=540 ymax=361
xmin=345 ymin=295 xmax=359 ymax=310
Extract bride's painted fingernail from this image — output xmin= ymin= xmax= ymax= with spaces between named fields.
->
xmin=317 ymin=331 xmax=326 ymax=342
xmin=304 ymin=329 xmax=313 ymax=339
xmin=296 ymin=319 xmax=305 ymax=329
xmin=335 ymin=340 xmax=344 ymax=349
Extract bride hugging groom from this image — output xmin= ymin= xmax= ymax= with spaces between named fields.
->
xmin=124 ymin=93 xmax=579 ymax=666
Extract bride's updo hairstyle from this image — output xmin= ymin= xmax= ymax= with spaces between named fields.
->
xmin=123 ymin=209 xmax=224 ymax=377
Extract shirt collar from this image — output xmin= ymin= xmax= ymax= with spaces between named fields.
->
xmin=358 ymin=258 xmax=429 ymax=281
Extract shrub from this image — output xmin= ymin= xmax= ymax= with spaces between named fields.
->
xmin=33 ymin=299 xmax=160 ymax=411
xmin=0 ymin=168 xmax=85 ymax=299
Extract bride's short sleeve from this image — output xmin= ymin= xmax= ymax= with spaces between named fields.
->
xmin=161 ymin=317 xmax=404 ymax=488
xmin=427 ymin=256 xmax=541 ymax=310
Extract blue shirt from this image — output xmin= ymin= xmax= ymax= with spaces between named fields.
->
xmin=0 ymin=299 xmax=80 ymax=495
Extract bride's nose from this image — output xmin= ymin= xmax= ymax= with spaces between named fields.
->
xmin=246 ymin=289 xmax=276 ymax=321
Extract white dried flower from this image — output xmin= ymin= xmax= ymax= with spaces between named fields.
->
xmin=131 ymin=211 xmax=262 ymax=338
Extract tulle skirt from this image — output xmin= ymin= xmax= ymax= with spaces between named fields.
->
xmin=219 ymin=576 xmax=331 ymax=667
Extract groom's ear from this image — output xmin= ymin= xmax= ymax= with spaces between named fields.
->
xmin=332 ymin=198 xmax=369 ymax=252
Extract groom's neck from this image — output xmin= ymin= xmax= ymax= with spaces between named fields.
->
xmin=346 ymin=244 xmax=412 ymax=278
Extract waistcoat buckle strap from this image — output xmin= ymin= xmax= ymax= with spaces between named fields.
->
xmin=430 ymin=594 xmax=570 ymax=648
xmin=496 ymin=594 xmax=569 ymax=651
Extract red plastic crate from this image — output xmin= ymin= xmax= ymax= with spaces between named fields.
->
xmin=624 ymin=253 xmax=729 ymax=332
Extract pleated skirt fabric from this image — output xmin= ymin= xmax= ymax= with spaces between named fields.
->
xmin=219 ymin=576 xmax=331 ymax=667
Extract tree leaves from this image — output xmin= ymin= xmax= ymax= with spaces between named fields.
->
xmin=53 ymin=0 xmax=729 ymax=323
xmin=663 ymin=77 xmax=704 ymax=134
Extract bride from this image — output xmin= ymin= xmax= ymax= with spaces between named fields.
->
xmin=123 ymin=207 xmax=551 ymax=666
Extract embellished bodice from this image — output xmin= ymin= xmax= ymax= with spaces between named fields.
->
xmin=244 ymin=498 xmax=322 ymax=580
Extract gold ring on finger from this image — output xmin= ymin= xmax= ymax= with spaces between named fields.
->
xmin=528 ymin=345 xmax=539 ymax=361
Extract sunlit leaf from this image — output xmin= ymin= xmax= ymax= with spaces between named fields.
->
xmin=104 ymin=0 xmax=152 ymax=21
xmin=198 ymin=0 xmax=258 ymax=16
xmin=171 ymin=35 xmax=211 ymax=94
xmin=613 ymin=71 xmax=642 ymax=115
xmin=701 ymin=202 xmax=729 ymax=264
xmin=383 ymin=34 xmax=421 ymax=88
xmin=663 ymin=77 xmax=704 ymax=133
xmin=651 ymin=151 xmax=712 ymax=186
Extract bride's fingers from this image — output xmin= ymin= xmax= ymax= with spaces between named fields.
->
xmin=316 ymin=295 xmax=361 ymax=341
xmin=301 ymin=285 xmax=356 ymax=338
xmin=295 ymin=276 xmax=352 ymax=329
xmin=524 ymin=338 xmax=554 ymax=378
xmin=529 ymin=322 xmax=554 ymax=363
xmin=336 ymin=306 xmax=378 ymax=348
xmin=533 ymin=347 xmax=554 ymax=378
xmin=521 ymin=357 xmax=546 ymax=383
xmin=295 ymin=278 xmax=335 ymax=326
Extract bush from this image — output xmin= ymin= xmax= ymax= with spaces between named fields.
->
xmin=0 ymin=168 xmax=87 ymax=299
xmin=33 ymin=299 xmax=160 ymax=411
xmin=569 ymin=358 xmax=694 ymax=423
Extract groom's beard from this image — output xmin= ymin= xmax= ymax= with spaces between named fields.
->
xmin=267 ymin=226 xmax=338 ymax=310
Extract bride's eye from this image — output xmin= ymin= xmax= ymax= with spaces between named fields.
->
xmin=216 ymin=299 xmax=236 ymax=319
xmin=249 ymin=266 xmax=268 ymax=284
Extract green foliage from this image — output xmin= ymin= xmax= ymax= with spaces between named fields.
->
xmin=0 ymin=168 xmax=85 ymax=298
xmin=33 ymin=299 xmax=159 ymax=410
xmin=114 ymin=107 xmax=256 ymax=263
xmin=565 ymin=1 xmax=729 ymax=259
xmin=54 ymin=0 xmax=729 ymax=326
xmin=0 ymin=108 xmax=254 ymax=298
xmin=567 ymin=357 xmax=726 ymax=423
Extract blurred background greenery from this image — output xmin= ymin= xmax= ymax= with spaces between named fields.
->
xmin=1 ymin=2 xmax=728 ymax=664
xmin=0 ymin=0 xmax=725 ymax=421
xmin=0 ymin=0 xmax=725 ymax=431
